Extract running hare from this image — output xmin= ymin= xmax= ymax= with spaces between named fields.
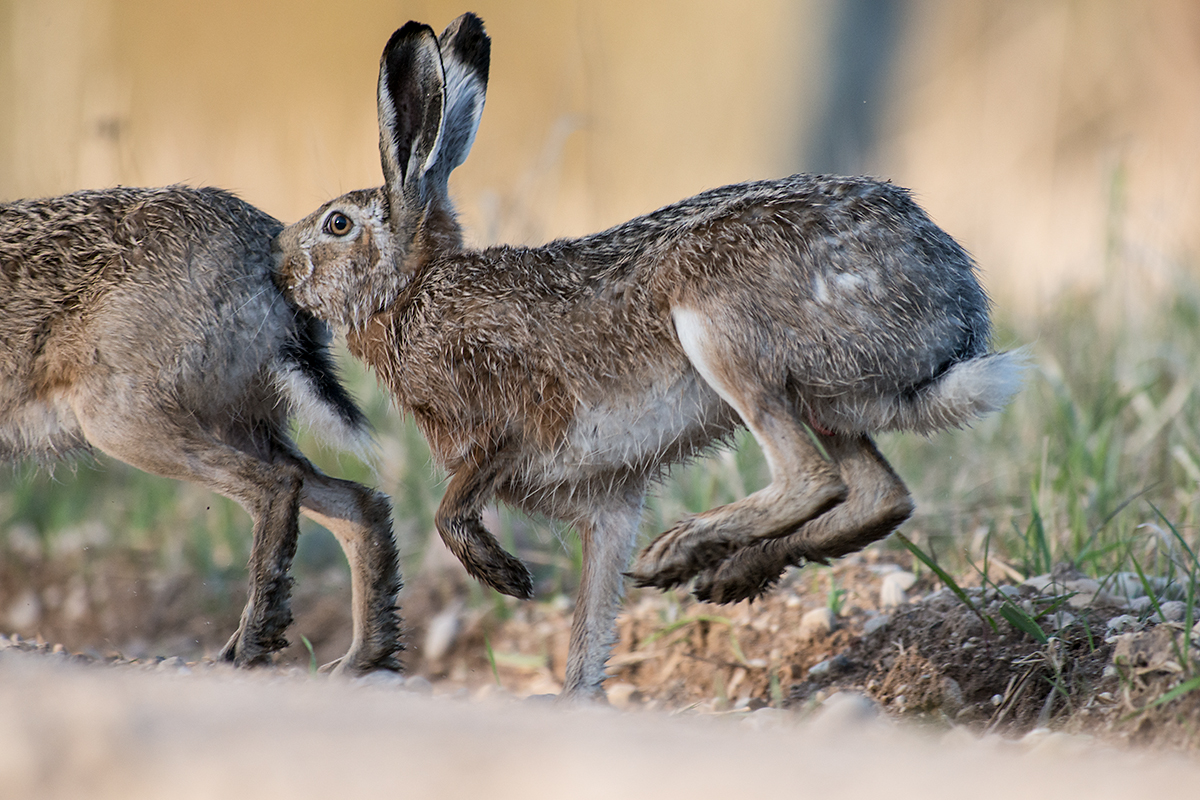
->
xmin=0 ymin=185 xmax=400 ymax=674
xmin=275 ymin=14 xmax=1023 ymax=698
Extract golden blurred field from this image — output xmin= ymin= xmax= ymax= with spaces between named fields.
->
xmin=4 ymin=0 xmax=1199 ymax=308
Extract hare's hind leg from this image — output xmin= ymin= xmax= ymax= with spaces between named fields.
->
xmin=299 ymin=473 xmax=402 ymax=674
xmin=75 ymin=403 xmax=307 ymax=665
xmin=692 ymin=434 xmax=913 ymax=604
xmin=629 ymin=309 xmax=847 ymax=590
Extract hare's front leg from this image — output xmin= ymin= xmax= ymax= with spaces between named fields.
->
xmin=691 ymin=435 xmax=914 ymax=604
xmin=299 ymin=472 xmax=402 ymax=674
xmin=628 ymin=309 xmax=847 ymax=590
xmin=435 ymin=453 xmax=534 ymax=600
xmin=561 ymin=494 xmax=645 ymax=701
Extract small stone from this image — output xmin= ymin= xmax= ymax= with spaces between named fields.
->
xmin=1155 ymin=600 xmax=1187 ymax=623
xmin=423 ymin=602 xmax=462 ymax=665
xmin=809 ymin=692 xmax=880 ymax=733
xmin=799 ymin=607 xmax=835 ymax=639
xmin=741 ymin=707 xmax=786 ymax=731
xmin=402 ymin=675 xmax=433 ymax=695
xmin=354 ymin=670 xmax=406 ymax=689
xmin=880 ymin=571 xmax=916 ymax=608
xmin=806 ymin=653 xmax=849 ymax=678
xmin=1050 ymin=610 xmax=1076 ymax=630
xmin=940 ymin=676 xmax=965 ymax=715
xmin=1129 ymin=596 xmax=1153 ymax=614
xmin=1111 ymin=572 xmax=1147 ymax=599
xmin=606 ymin=681 xmax=640 ymax=710
xmin=862 ymin=614 xmax=890 ymax=636
xmin=997 ymin=585 xmax=1022 ymax=599
xmin=1023 ymin=574 xmax=1053 ymax=592
xmin=1105 ymin=615 xmax=1141 ymax=636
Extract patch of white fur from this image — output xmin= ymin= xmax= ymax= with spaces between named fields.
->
xmin=274 ymin=365 xmax=376 ymax=465
xmin=861 ymin=348 xmax=1030 ymax=434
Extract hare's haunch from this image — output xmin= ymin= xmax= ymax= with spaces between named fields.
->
xmin=0 ymin=186 xmax=401 ymax=674
xmin=275 ymin=14 xmax=1024 ymax=698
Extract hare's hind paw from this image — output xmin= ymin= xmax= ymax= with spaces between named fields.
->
xmin=627 ymin=514 xmax=738 ymax=590
xmin=690 ymin=539 xmax=826 ymax=604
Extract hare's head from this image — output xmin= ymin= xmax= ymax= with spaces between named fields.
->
xmin=275 ymin=13 xmax=489 ymax=330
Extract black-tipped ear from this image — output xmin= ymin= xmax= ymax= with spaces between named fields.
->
xmin=377 ymin=21 xmax=445 ymax=207
xmin=425 ymin=12 xmax=490 ymax=191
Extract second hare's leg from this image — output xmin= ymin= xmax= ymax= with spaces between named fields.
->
xmin=75 ymin=405 xmax=306 ymax=665
xmin=561 ymin=491 xmax=646 ymax=701
xmin=629 ymin=309 xmax=847 ymax=589
xmin=692 ymin=434 xmax=913 ymax=604
xmin=299 ymin=471 xmax=403 ymax=674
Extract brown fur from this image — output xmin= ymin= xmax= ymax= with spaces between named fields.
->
xmin=0 ymin=186 xmax=401 ymax=675
xmin=274 ymin=15 xmax=1023 ymax=698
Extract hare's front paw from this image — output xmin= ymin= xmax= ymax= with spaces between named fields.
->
xmin=627 ymin=515 xmax=736 ymax=590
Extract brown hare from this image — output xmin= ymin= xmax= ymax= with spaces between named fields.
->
xmin=274 ymin=13 xmax=1023 ymax=698
xmin=0 ymin=185 xmax=401 ymax=674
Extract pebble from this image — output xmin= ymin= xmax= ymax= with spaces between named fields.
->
xmin=808 ymin=691 xmax=881 ymax=734
xmin=798 ymin=607 xmax=835 ymax=639
xmin=940 ymin=676 xmax=965 ymax=715
xmin=402 ymin=675 xmax=433 ymax=695
xmin=862 ymin=614 xmax=890 ymax=636
xmin=1155 ymin=600 xmax=1187 ymax=623
xmin=1049 ymin=610 xmax=1076 ymax=630
xmin=423 ymin=603 xmax=462 ymax=665
xmin=807 ymin=654 xmax=849 ymax=678
xmin=740 ymin=707 xmax=787 ymax=731
xmin=606 ymin=682 xmax=640 ymax=710
xmin=354 ymin=670 xmax=407 ymax=690
xmin=880 ymin=571 xmax=917 ymax=608
xmin=1105 ymin=614 xmax=1142 ymax=636
xmin=1129 ymin=596 xmax=1153 ymax=613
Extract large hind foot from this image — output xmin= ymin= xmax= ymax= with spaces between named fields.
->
xmin=691 ymin=435 xmax=914 ymax=604
xmin=628 ymin=476 xmax=845 ymax=590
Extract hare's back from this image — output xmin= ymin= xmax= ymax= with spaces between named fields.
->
xmin=0 ymin=186 xmax=289 ymax=456
xmin=644 ymin=175 xmax=991 ymax=404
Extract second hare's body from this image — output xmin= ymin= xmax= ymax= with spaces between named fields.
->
xmin=1 ymin=186 xmax=401 ymax=674
xmin=276 ymin=15 xmax=1023 ymax=698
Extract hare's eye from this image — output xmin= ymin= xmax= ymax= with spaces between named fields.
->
xmin=324 ymin=212 xmax=353 ymax=236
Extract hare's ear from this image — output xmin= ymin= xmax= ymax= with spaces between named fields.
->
xmin=425 ymin=12 xmax=490 ymax=191
xmin=377 ymin=21 xmax=445 ymax=212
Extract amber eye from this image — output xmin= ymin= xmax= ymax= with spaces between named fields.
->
xmin=323 ymin=211 xmax=353 ymax=236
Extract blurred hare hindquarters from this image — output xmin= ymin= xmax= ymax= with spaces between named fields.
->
xmin=275 ymin=14 xmax=1024 ymax=698
xmin=0 ymin=185 xmax=401 ymax=674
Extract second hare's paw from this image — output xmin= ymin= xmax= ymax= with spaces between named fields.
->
xmin=627 ymin=515 xmax=736 ymax=590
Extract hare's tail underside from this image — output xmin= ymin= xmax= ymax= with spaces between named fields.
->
xmin=885 ymin=349 xmax=1029 ymax=435
xmin=274 ymin=317 xmax=373 ymax=457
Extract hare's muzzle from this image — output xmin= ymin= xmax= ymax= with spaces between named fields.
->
xmin=270 ymin=235 xmax=314 ymax=298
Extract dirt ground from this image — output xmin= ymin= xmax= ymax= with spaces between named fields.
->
xmin=4 ymin=538 xmax=1199 ymax=754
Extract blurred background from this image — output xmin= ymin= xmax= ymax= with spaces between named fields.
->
xmin=1 ymin=0 xmax=1198 ymax=673
xmin=5 ymin=0 xmax=1199 ymax=309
